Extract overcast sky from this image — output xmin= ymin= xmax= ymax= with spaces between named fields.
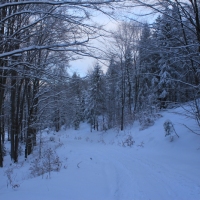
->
xmin=69 ymin=5 xmax=156 ymax=77
xmin=69 ymin=13 xmax=118 ymax=77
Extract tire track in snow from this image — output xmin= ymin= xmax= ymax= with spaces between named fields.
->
xmin=64 ymin=140 xmax=200 ymax=200
xmin=135 ymin=152 xmax=200 ymax=197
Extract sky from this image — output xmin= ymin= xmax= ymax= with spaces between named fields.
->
xmin=69 ymin=13 xmax=118 ymax=77
xmin=68 ymin=5 xmax=157 ymax=77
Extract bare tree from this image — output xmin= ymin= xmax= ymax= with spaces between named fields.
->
xmin=108 ymin=21 xmax=141 ymax=130
xmin=0 ymin=0 xmax=120 ymax=167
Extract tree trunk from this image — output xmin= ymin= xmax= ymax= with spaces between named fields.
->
xmin=121 ymin=75 xmax=125 ymax=131
xmin=10 ymin=70 xmax=17 ymax=162
xmin=25 ymin=78 xmax=39 ymax=158
xmin=0 ymin=125 xmax=3 ymax=167
xmin=0 ymin=5 xmax=7 ymax=167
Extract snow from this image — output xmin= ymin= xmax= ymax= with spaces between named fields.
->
xmin=0 ymin=106 xmax=200 ymax=200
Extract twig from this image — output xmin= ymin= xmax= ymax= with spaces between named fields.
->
xmin=172 ymin=124 xmax=179 ymax=138
xmin=182 ymin=124 xmax=200 ymax=136
xmin=137 ymin=141 xmax=144 ymax=147
xmin=77 ymin=161 xmax=82 ymax=168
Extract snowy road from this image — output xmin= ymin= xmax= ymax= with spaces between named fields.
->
xmin=53 ymin=139 xmax=200 ymax=200
xmin=1 ymin=138 xmax=200 ymax=200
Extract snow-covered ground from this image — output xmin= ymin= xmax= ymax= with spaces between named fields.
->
xmin=0 ymin=106 xmax=200 ymax=200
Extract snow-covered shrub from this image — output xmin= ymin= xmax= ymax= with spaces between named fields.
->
xmin=30 ymin=148 xmax=61 ymax=177
xmin=85 ymin=137 xmax=90 ymax=142
xmin=30 ymin=158 xmax=44 ymax=177
xmin=138 ymin=111 xmax=162 ymax=130
xmin=43 ymin=148 xmax=61 ymax=176
xmin=4 ymin=168 xmax=20 ymax=189
xmin=122 ymin=135 xmax=135 ymax=147
xmin=137 ymin=141 xmax=144 ymax=147
xmin=164 ymin=120 xmax=173 ymax=136
xmin=50 ymin=136 xmax=55 ymax=142
xmin=139 ymin=115 xmax=154 ymax=130
xmin=163 ymin=120 xmax=179 ymax=142
xmin=98 ymin=138 xmax=106 ymax=144
xmin=4 ymin=168 xmax=13 ymax=187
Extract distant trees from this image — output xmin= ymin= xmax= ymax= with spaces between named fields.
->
xmin=138 ymin=23 xmax=157 ymax=112
xmin=70 ymin=72 xmax=85 ymax=130
xmin=85 ymin=63 xmax=106 ymax=131
xmin=107 ymin=22 xmax=142 ymax=130
xmin=105 ymin=58 xmax=121 ymax=129
xmin=83 ymin=0 xmax=199 ymax=130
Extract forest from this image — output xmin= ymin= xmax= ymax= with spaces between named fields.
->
xmin=0 ymin=0 xmax=199 ymax=168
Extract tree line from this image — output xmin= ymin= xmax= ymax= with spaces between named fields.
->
xmin=0 ymin=0 xmax=117 ymax=167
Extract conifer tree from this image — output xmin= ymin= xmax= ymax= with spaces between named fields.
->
xmin=85 ymin=63 xmax=106 ymax=131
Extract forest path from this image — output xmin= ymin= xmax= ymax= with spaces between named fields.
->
xmin=1 ymin=107 xmax=200 ymax=200
xmin=53 ymin=139 xmax=200 ymax=200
